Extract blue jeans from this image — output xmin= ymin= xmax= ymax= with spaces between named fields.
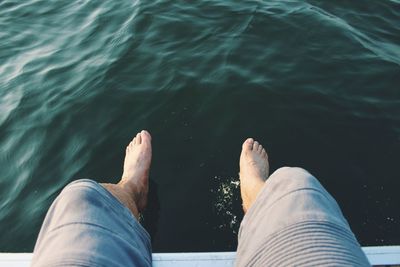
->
xmin=31 ymin=179 xmax=151 ymax=267
xmin=235 ymin=167 xmax=370 ymax=266
xmin=32 ymin=168 xmax=370 ymax=266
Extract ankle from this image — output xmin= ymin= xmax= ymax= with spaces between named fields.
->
xmin=101 ymin=183 xmax=140 ymax=219
xmin=241 ymin=179 xmax=266 ymax=212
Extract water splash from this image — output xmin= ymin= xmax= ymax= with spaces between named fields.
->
xmin=212 ymin=176 xmax=241 ymax=234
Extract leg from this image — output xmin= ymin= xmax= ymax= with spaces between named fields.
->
xmin=31 ymin=130 xmax=152 ymax=267
xmin=235 ymin=138 xmax=370 ymax=266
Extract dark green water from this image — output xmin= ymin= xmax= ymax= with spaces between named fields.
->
xmin=1 ymin=0 xmax=399 ymax=252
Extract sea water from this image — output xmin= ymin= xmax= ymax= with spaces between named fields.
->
xmin=0 ymin=0 xmax=399 ymax=252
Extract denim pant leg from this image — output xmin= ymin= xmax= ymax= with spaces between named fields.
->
xmin=235 ymin=167 xmax=370 ymax=267
xmin=31 ymin=179 xmax=152 ymax=267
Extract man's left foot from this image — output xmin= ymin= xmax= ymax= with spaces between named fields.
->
xmin=239 ymin=138 xmax=269 ymax=213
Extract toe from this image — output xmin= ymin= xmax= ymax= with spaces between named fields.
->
xmin=132 ymin=137 xmax=137 ymax=145
xmin=142 ymin=130 xmax=151 ymax=140
xmin=258 ymin=144 xmax=263 ymax=153
xmin=262 ymin=149 xmax=267 ymax=158
xmin=136 ymin=132 xmax=142 ymax=144
xmin=141 ymin=130 xmax=151 ymax=145
xmin=243 ymin=138 xmax=254 ymax=150
xmin=253 ymin=141 xmax=260 ymax=151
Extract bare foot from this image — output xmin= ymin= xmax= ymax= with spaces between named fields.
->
xmin=239 ymin=138 xmax=269 ymax=213
xmin=118 ymin=130 xmax=152 ymax=213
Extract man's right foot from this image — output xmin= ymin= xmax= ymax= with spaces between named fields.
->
xmin=239 ymin=138 xmax=269 ymax=213
xmin=119 ymin=130 xmax=152 ymax=213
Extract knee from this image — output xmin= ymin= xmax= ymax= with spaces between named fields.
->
xmin=57 ymin=179 xmax=101 ymax=207
xmin=270 ymin=167 xmax=320 ymax=186
xmin=274 ymin=166 xmax=312 ymax=177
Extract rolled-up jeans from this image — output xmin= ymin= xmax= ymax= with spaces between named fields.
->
xmin=235 ymin=167 xmax=370 ymax=266
xmin=31 ymin=179 xmax=151 ymax=267
xmin=32 ymin=168 xmax=370 ymax=266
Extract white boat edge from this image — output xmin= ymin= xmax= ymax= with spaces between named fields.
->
xmin=1 ymin=246 xmax=399 ymax=266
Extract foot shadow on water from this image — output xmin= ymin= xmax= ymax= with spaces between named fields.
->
xmin=141 ymin=179 xmax=160 ymax=247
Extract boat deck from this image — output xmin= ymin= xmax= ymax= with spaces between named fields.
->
xmin=1 ymin=246 xmax=399 ymax=266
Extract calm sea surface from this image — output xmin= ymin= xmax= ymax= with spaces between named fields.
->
xmin=1 ymin=0 xmax=399 ymax=252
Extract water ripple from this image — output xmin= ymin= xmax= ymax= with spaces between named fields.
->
xmin=0 ymin=0 xmax=399 ymax=252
